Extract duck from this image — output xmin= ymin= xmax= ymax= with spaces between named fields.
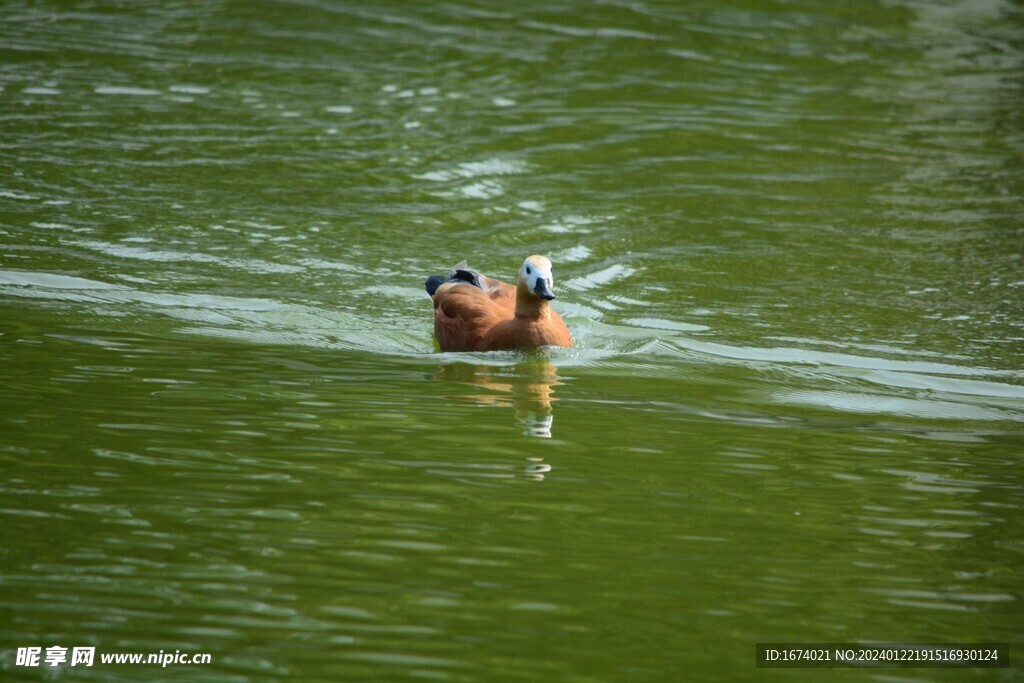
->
xmin=425 ymin=255 xmax=573 ymax=352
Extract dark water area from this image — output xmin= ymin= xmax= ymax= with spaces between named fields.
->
xmin=2 ymin=0 xmax=1023 ymax=681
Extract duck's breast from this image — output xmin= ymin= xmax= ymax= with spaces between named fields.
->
xmin=485 ymin=314 xmax=572 ymax=350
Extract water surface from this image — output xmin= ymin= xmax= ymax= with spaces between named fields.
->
xmin=2 ymin=0 xmax=1023 ymax=681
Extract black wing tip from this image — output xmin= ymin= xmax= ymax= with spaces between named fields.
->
xmin=427 ymin=260 xmax=483 ymax=296
xmin=425 ymin=275 xmax=446 ymax=296
xmin=452 ymin=269 xmax=478 ymax=286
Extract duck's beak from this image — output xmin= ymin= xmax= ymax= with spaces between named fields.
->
xmin=534 ymin=278 xmax=556 ymax=300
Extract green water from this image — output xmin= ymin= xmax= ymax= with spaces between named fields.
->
xmin=2 ymin=0 xmax=1023 ymax=681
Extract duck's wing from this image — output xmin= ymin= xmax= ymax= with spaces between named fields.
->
xmin=427 ymin=260 xmax=493 ymax=296
xmin=450 ymin=261 xmax=517 ymax=293
xmin=433 ymin=281 xmax=493 ymax=317
xmin=458 ymin=263 xmax=516 ymax=303
xmin=449 ymin=261 xmax=506 ymax=292
xmin=433 ymin=281 xmax=503 ymax=351
xmin=427 ymin=261 xmax=515 ymax=304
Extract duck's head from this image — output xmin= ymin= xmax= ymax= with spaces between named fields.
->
xmin=519 ymin=255 xmax=556 ymax=301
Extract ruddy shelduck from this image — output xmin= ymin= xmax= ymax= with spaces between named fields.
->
xmin=425 ymin=255 xmax=573 ymax=352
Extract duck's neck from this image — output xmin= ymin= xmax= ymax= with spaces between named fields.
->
xmin=515 ymin=282 xmax=550 ymax=320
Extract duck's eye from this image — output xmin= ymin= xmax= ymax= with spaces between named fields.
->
xmin=526 ymin=267 xmax=532 ymax=275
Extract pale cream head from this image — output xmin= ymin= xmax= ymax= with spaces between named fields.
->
xmin=519 ymin=255 xmax=555 ymax=300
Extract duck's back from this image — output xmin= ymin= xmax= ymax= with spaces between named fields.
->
xmin=432 ymin=281 xmax=512 ymax=351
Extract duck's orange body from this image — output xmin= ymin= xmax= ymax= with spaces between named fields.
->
xmin=425 ymin=256 xmax=573 ymax=352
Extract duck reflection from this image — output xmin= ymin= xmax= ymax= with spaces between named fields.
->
xmin=432 ymin=357 xmax=562 ymax=439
